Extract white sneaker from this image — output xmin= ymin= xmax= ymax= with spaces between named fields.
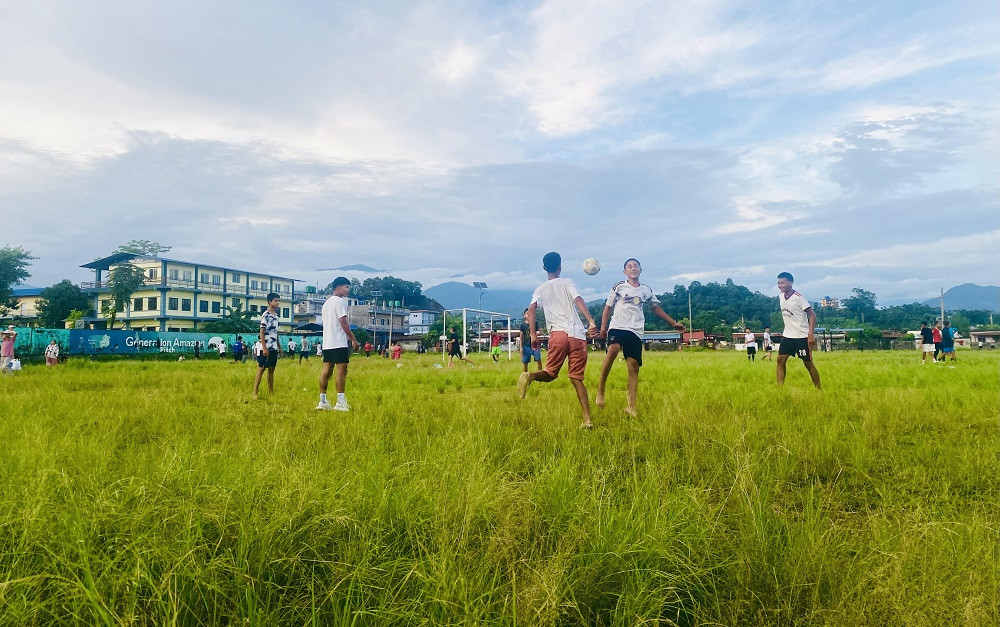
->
xmin=333 ymin=401 xmax=350 ymax=412
xmin=315 ymin=400 xmax=333 ymax=411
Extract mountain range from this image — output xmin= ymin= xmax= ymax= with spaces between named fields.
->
xmin=919 ymin=283 xmax=999 ymax=312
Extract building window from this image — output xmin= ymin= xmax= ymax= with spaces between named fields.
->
xmin=283 ymin=284 xmax=290 ymax=293
xmin=182 ymin=298 xmax=192 ymax=312
xmin=168 ymin=297 xmax=179 ymax=311
xmin=232 ymin=273 xmax=241 ymax=283
xmin=251 ymin=279 xmax=259 ymax=290
xmin=232 ymin=298 xmax=240 ymax=307
xmin=250 ymin=304 xmax=259 ymax=313
xmin=147 ymin=269 xmax=157 ymax=280
xmin=282 ymin=307 xmax=290 ymax=318
xmin=199 ymin=301 xmax=208 ymax=313
xmin=133 ymin=298 xmax=143 ymax=311
xmin=212 ymin=302 xmax=221 ymax=314
xmin=183 ymin=270 xmax=192 ymax=281
xmin=169 ymin=269 xmax=179 ymax=280
xmin=212 ymin=274 xmax=221 ymax=285
xmin=201 ymin=273 xmax=209 ymax=283
xmin=147 ymin=297 xmax=157 ymax=310
xmin=101 ymin=300 xmax=111 ymax=312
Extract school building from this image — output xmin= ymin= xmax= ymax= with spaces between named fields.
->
xmin=80 ymin=253 xmax=298 ymax=332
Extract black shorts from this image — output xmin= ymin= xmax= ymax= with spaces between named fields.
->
xmin=746 ymin=345 xmax=757 ymax=354
xmin=778 ymin=337 xmax=811 ymax=362
xmin=323 ymin=348 xmax=350 ymax=364
xmin=607 ymin=329 xmax=643 ymax=366
xmin=449 ymin=345 xmax=462 ymax=357
xmin=256 ymin=351 xmax=278 ymax=368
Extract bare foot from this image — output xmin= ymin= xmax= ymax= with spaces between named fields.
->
xmin=580 ymin=421 xmax=593 ymax=430
xmin=252 ymin=393 xmax=258 ymax=400
xmin=623 ymin=407 xmax=637 ymax=418
xmin=595 ymin=393 xmax=605 ymax=409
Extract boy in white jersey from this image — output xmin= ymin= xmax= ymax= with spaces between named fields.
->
xmin=762 ymin=327 xmax=774 ymax=361
xmin=596 ymin=258 xmax=684 ymax=417
xmin=317 ymin=277 xmax=361 ymax=411
xmin=776 ymin=272 xmax=821 ymax=389
xmin=516 ymin=252 xmax=599 ymax=428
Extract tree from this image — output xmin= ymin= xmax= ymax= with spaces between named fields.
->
xmin=0 ymin=245 xmax=36 ymax=313
xmin=333 ymin=276 xmax=441 ymax=311
xmin=842 ymin=288 xmax=878 ymax=323
xmin=201 ymin=303 xmax=259 ymax=334
xmin=114 ymin=240 xmax=173 ymax=256
xmin=36 ymin=280 xmax=93 ymax=328
xmin=103 ymin=241 xmax=172 ymax=329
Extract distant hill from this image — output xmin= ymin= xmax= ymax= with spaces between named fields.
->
xmin=424 ymin=282 xmax=534 ymax=317
xmin=921 ymin=283 xmax=999 ymax=312
xmin=319 ymin=264 xmax=381 ymax=273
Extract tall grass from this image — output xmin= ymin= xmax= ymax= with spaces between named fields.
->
xmin=1 ymin=350 xmax=997 ymax=624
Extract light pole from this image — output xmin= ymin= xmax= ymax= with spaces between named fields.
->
xmin=473 ymin=282 xmax=487 ymax=351
xmin=371 ymin=290 xmax=382 ymax=350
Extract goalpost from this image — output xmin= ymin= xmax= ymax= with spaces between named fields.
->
xmin=440 ymin=308 xmax=513 ymax=362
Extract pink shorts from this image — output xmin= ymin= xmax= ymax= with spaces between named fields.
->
xmin=544 ymin=331 xmax=588 ymax=380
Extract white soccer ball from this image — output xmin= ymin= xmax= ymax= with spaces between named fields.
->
xmin=582 ymin=258 xmax=601 ymax=275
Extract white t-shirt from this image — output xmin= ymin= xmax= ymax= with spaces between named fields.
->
xmin=780 ymin=291 xmax=812 ymax=339
xmin=530 ymin=278 xmax=587 ymax=340
xmin=322 ymin=295 xmax=350 ymax=349
xmin=287 ymin=340 xmax=297 ymax=352
xmin=763 ymin=331 xmax=772 ymax=347
xmin=606 ymin=281 xmax=658 ymax=336
xmin=217 ymin=340 xmax=226 ymax=354
xmin=744 ymin=332 xmax=755 ymax=346
xmin=45 ymin=344 xmax=60 ymax=358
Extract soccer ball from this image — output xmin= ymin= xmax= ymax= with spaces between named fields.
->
xmin=582 ymin=258 xmax=601 ymax=275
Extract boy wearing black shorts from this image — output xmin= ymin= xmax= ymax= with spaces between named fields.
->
xmin=317 ymin=277 xmax=360 ymax=411
xmin=776 ymin=272 xmax=821 ymax=389
xmin=596 ymin=258 xmax=684 ymax=417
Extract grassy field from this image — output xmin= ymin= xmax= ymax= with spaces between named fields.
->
xmin=1 ymin=349 xmax=997 ymax=625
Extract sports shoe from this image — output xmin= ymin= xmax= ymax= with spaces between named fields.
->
xmin=333 ymin=401 xmax=350 ymax=412
xmin=315 ymin=400 xmax=333 ymax=411
xmin=516 ymin=372 xmax=530 ymax=399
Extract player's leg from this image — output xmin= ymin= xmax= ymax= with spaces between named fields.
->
xmin=567 ymin=338 xmax=591 ymax=427
xmin=335 ymin=362 xmax=348 ymax=394
xmin=319 ymin=361 xmax=333 ymax=394
xmin=624 ymin=357 xmax=640 ymax=417
xmin=571 ymin=378 xmax=592 ymax=427
xmin=252 ymin=362 xmax=266 ymax=398
xmin=803 ymin=360 xmax=821 ymax=389
xmin=266 ymin=366 xmax=275 ymax=393
xmin=776 ymin=354 xmax=789 ymax=385
xmin=596 ymin=342 xmax=622 ymax=408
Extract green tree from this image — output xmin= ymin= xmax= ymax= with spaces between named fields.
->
xmin=201 ymin=303 xmax=259 ymax=334
xmin=0 ymin=245 xmax=36 ymax=313
xmin=36 ymin=279 xmax=94 ymax=328
xmin=842 ymin=288 xmax=878 ymax=323
xmin=334 ymin=276 xmax=442 ymax=311
xmin=103 ymin=241 xmax=172 ymax=329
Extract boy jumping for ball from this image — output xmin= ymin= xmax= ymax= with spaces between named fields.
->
xmin=596 ymin=258 xmax=684 ymax=417
xmin=516 ymin=252 xmax=599 ymax=428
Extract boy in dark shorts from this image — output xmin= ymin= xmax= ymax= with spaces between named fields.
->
xmin=447 ymin=327 xmax=474 ymax=366
xmin=776 ymin=272 xmax=821 ymax=389
xmin=596 ymin=258 xmax=684 ymax=417
xmin=317 ymin=277 xmax=360 ymax=411
xmin=252 ymin=293 xmax=281 ymax=399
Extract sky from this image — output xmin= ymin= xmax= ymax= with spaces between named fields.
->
xmin=2 ymin=0 xmax=998 ymax=306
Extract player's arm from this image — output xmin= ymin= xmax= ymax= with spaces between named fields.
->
xmin=526 ymin=302 xmax=539 ymax=348
xmin=651 ymin=304 xmax=685 ymax=331
xmin=259 ymin=322 xmax=268 ymax=356
xmin=806 ymin=306 xmax=816 ymax=346
xmin=574 ymin=296 xmax=598 ymax=337
xmin=599 ymin=305 xmax=612 ymax=338
xmin=340 ymin=315 xmax=359 ymax=350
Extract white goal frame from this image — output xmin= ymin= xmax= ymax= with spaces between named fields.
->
xmin=439 ymin=308 xmax=513 ymax=362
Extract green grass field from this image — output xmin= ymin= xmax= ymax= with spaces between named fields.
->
xmin=2 ymin=350 xmax=997 ymax=625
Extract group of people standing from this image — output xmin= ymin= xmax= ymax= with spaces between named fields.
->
xmin=919 ymin=320 xmax=959 ymax=363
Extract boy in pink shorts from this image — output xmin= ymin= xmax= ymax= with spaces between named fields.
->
xmin=516 ymin=252 xmax=598 ymax=428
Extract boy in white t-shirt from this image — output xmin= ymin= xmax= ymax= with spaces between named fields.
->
xmin=516 ymin=252 xmax=599 ymax=428
xmin=744 ymin=328 xmax=757 ymax=362
xmin=776 ymin=272 xmax=821 ymax=389
xmin=596 ymin=258 xmax=684 ymax=417
xmin=317 ymin=277 xmax=360 ymax=411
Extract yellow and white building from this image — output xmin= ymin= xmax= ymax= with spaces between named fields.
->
xmin=81 ymin=253 xmax=298 ymax=331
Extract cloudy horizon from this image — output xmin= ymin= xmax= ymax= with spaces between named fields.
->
xmin=2 ymin=1 xmax=997 ymax=305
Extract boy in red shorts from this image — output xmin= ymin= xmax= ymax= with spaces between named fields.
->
xmin=516 ymin=252 xmax=599 ymax=428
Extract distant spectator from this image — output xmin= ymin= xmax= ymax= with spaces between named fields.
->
xmin=940 ymin=320 xmax=957 ymax=362
xmin=45 ymin=340 xmax=60 ymax=366
xmin=0 ymin=326 xmax=16 ymax=371
xmin=919 ymin=321 xmax=935 ymax=364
